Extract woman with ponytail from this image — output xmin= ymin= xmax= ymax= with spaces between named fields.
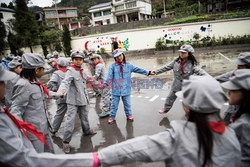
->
xmin=221 ymin=69 xmax=250 ymax=166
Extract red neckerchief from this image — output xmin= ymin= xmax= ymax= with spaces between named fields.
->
xmin=29 ymin=80 xmax=50 ymax=97
xmin=58 ymin=67 xmax=67 ymax=72
xmin=209 ymin=120 xmax=226 ymax=135
xmin=3 ymin=107 xmax=49 ymax=147
xmin=54 ymin=62 xmax=59 ymax=70
xmin=115 ymin=61 xmax=124 ymax=78
xmin=71 ymin=64 xmax=83 ymax=78
xmin=30 ymin=80 xmax=50 ymax=97
xmin=92 ymin=62 xmax=102 ymax=69
xmin=180 ymin=59 xmax=187 ymax=75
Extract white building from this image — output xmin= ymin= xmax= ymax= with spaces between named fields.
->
xmin=89 ymin=0 xmax=152 ymax=26
xmin=0 ymin=7 xmax=15 ymax=31
xmin=89 ymin=2 xmax=113 ymax=26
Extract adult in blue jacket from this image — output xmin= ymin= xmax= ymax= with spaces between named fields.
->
xmin=104 ymin=49 xmax=151 ymax=124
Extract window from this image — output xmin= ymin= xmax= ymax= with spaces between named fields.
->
xmin=115 ymin=0 xmax=121 ymax=2
xmin=106 ymin=19 xmax=110 ymax=24
xmin=103 ymin=10 xmax=111 ymax=16
xmin=115 ymin=5 xmax=124 ymax=11
xmin=45 ymin=11 xmax=55 ymax=17
xmin=94 ymin=12 xmax=102 ymax=17
xmin=126 ymin=1 xmax=136 ymax=9
xmin=67 ymin=10 xmax=76 ymax=15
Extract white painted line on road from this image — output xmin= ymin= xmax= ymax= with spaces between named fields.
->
xmin=160 ymin=98 xmax=166 ymax=100
xmin=145 ymin=96 xmax=150 ymax=99
xmin=149 ymin=95 xmax=159 ymax=102
xmin=137 ymin=96 xmax=142 ymax=98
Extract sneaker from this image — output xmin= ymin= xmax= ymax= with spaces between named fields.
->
xmin=62 ymin=142 xmax=70 ymax=154
xmin=159 ymin=109 xmax=168 ymax=114
xmin=127 ymin=115 xmax=134 ymax=122
xmin=83 ymin=129 xmax=97 ymax=136
xmin=108 ymin=118 xmax=115 ymax=124
xmin=99 ymin=111 xmax=110 ymax=118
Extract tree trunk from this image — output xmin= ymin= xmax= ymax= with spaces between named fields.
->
xmin=29 ymin=45 xmax=33 ymax=53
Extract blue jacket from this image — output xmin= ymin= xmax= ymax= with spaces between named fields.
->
xmin=104 ymin=62 xmax=149 ymax=96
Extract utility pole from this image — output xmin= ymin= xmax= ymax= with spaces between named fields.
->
xmin=54 ymin=0 xmax=60 ymax=29
xmin=163 ymin=0 xmax=166 ymax=17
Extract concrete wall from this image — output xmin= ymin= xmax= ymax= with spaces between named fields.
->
xmin=3 ymin=17 xmax=250 ymax=57
xmin=71 ymin=17 xmax=250 ymax=52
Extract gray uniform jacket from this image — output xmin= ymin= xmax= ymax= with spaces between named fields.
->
xmin=99 ymin=120 xmax=241 ymax=167
xmin=0 ymin=106 xmax=93 ymax=167
xmin=10 ymin=78 xmax=58 ymax=137
xmin=230 ymin=113 xmax=250 ymax=167
xmin=94 ymin=63 xmax=106 ymax=80
xmin=4 ymin=74 xmax=19 ymax=108
xmin=215 ymin=70 xmax=234 ymax=83
xmin=58 ymin=66 xmax=89 ymax=106
xmin=47 ymin=70 xmax=66 ymax=104
xmin=155 ymin=59 xmax=208 ymax=92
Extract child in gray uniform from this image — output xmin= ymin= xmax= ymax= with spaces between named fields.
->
xmin=215 ymin=52 xmax=250 ymax=124
xmin=58 ymin=51 xmax=96 ymax=153
xmin=221 ymin=69 xmax=250 ymax=166
xmin=92 ymin=76 xmax=241 ymax=167
xmin=151 ymin=44 xmax=208 ymax=114
xmin=90 ymin=54 xmax=111 ymax=117
xmin=0 ymin=64 xmax=96 ymax=167
xmin=47 ymin=57 xmax=69 ymax=136
xmin=10 ymin=53 xmax=59 ymax=153
xmin=4 ymin=59 xmax=22 ymax=108
xmin=84 ymin=48 xmax=104 ymax=97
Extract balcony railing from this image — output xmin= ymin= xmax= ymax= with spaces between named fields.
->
xmin=45 ymin=13 xmax=77 ymax=19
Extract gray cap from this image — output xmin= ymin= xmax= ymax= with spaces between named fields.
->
xmin=178 ymin=45 xmax=195 ymax=53
xmin=47 ymin=58 xmax=56 ymax=64
xmin=71 ymin=51 xmax=85 ymax=59
xmin=112 ymin=49 xmax=124 ymax=58
xmin=53 ymin=51 xmax=59 ymax=56
xmin=176 ymin=75 xmax=227 ymax=113
xmin=90 ymin=54 xmax=100 ymax=60
xmin=221 ymin=69 xmax=250 ymax=91
xmin=0 ymin=64 xmax=16 ymax=81
xmin=46 ymin=54 xmax=53 ymax=59
xmin=12 ymin=56 xmax=22 ymax=62
xmin=234 ymin=52 xmax=250 ymax=66
xmin=22 ymin=53 xmax=46 ymax=69
xmin=8 ymin=59 xmax=22 ymax=69
xmin=87 ymin=48 xmax=96 ymax=55
xmin=59 ymin=54 xmax=65 ymax=57
xmin=57 ymin=57 xmax=69 ymax=67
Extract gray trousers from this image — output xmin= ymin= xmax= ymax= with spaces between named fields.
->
xmin=31 ymin=133 xmax=54 ymax=153
xmin=63 ymin=104 xmax=90 ymax=143
xmin=102 ymin=88 xmax=111 ymax=112
xmin=52 ymin=103 xmax=67 ymax=132
xmin=164 ymin=89 xmax=177 ymax=112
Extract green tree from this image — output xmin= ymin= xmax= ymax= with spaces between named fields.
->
xmin=7 ymin=31 xmax=18 ymax=56
xmin=40 ymin=29 xmax=63 ymax=53
xmin=8 ymin=2 xmax=15 ymax=9
xmin=0 ymin=20 xmax=7 ymax=54
xmin=0 ymin=3 xmax=8 ymax=8
xmin=13 ymin=0 xmax=39 ymax=53
xmin=62 ymin=24 xmax=72 ymax=56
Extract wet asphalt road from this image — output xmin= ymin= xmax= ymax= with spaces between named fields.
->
xmin=44 ymin=47 xmax=248 ymax=167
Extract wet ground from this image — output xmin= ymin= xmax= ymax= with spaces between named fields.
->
xmin=43 ymin=46 xmax=249 ymax=167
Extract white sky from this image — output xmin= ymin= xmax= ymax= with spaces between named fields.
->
xmin=1 ymin=0 xmax=61 ymax=8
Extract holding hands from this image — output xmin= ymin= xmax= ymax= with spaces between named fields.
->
xmin=149 ymin=71 xmax=156 ymax=75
